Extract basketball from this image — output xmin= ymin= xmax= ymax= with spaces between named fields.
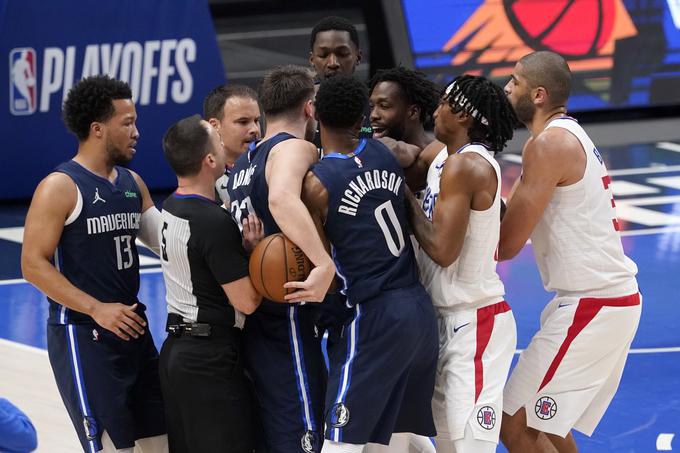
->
xmin=504 ymin=0 xmax=616 ymax=56
xmin=249 ymin=233 xmax=313 ymax=302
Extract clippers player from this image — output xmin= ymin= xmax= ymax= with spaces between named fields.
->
xmin=301 ymin=75 xmax=438 ymax=453
xmin=499 ymin=51 xmax=641 ymax=453
xmin=21 ymin=76 xmax=167 ymax=453
xmin=405 ymin=75 xmax=518 ymax=453
xmin=227 ymin=65 xmax=335 ymax=453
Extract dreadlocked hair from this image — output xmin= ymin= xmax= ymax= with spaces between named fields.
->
xmin=369 ymin=66 xmax=440 ymax=126
xmin=443 ymin=75 xmax=517 ymax=152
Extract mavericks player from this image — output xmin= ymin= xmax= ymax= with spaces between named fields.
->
xmin=300 ymin=75 xmax=438 ymax=453
xmin=22 ymin=76 xmax=167 ymax=453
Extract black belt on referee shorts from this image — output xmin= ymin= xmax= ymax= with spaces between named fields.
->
xmin=165 ymin=313 xmax=241 ymax=340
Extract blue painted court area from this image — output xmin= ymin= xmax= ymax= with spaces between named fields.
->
xmin=1 ymin=142 xmax=679 ymax=452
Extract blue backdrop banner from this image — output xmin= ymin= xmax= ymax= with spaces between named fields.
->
xmin=1 ymin=0 xmax=225 ymax=199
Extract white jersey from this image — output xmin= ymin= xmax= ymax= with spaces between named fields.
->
xmin=531 ymin=117 xmax=638 ymax=296
xmin=416 ymin=144 xmax=505 ymax=309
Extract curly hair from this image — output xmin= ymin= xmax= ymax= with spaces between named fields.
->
xmin=310 ymin=16 xmax=360 ymax=50
xmin=62 ymin=75 xmax=132 ymax=141
xmin=443 ymin=75 xmax=517 ymax=152
xmin=369 ymin=66 xmax=440 ymax=125
xmin=203 ymin=84 xmax=257 ymax=121
xmin=315 ymin=75 xmax=368 ymax=129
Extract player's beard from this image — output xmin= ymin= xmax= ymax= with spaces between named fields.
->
xmin=513 ymin=92 xmax=535 ymax=125
xmin=107 ymin=139 xmax=133 ymax=166
xmin=304 ymin=117 xmax=318 ymax=143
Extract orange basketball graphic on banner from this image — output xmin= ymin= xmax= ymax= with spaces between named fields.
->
xmin=504 ymin=0 xmax=617 ymax=56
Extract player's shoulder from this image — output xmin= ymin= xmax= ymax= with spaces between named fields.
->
xmin=29 ymin=171 xmax=78 ymax=215
xmin=272 ymin=137 xmax=318 ymax=160
xmin=532 ymin=126 xmax=581 ymax=153
xmin=37 ymin=171 xmax=77 ymax=197
xmin=444 ymin=150 xmax=494 ymax=186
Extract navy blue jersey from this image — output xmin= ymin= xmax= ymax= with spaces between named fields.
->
xmin=227 ymin=133 xmax=295 ymax=236
xmin=49 ymin=160 xmax=143 ymax=325
xmin=311 ymin=139 xmax=419 ymax=305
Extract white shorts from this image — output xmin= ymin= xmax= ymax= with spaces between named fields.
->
xmin=504 ymin=292 xmax=641 ymax=438
xmin=432 ymin=301 xmax=516 ymax=444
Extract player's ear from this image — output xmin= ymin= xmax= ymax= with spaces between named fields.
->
xmin=304 ymin=99 xmax=314 ymax=119
xmin=534 ymin=86 xmax=547 ymax=105
xmin=355 ymin=49 xmax=363 ymax=67
xmin=207 ymin=118 xmax=220 ymax=130
xmin=91 ymin=122 xmax=103 ymax=139
xmin=408 ymin=104 xmax=420 ymax=121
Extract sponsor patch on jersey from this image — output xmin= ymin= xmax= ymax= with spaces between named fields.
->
xmin=535 ymin=396 xmax=557 ymax=420
xmin=124 ymin=190 xmax=138 ymax=198
xmin=477 ymin=406 xmax=496 ymax=430
xmin=329 ymin=402 xmax=350 ymax=428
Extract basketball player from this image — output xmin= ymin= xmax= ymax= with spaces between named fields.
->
xmin=499 ymin=51 xmax=641 ymax=453
xmin=368 ymin=66 xmax=442 ymax=194
xmin=309 ymin=16 xmax=372 ymax=146
xmin=21 ymin=75 xmax=167 ymax=453
xmin=369 ymin=66 xmax=439 ymax=150
xmin=158 ymin=115 xmax=261 ymax=453
xmin=404 ymin=75 xmax=517 ymax=453
xmin=227 ymin=65 xmax=334 ymax=453
xmin=299 ymin=74 xmax=438 ymax=453
xmin=202 ymin=84 xmax=260 ymax=203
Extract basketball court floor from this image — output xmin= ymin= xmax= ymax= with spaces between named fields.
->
xmin=0 ymin=136 xmax=678 ymax=452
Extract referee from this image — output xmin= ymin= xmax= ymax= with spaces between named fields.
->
xmin=158 ymin=114 xmax=262 ymax=453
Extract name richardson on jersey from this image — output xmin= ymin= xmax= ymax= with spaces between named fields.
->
xmin=339 ymin=170 xmax=402 ymax=216
xmin=86 ymin=212 xmax=141 ymax=235
xmin=16 ymin=38 xmax=197 ymax=114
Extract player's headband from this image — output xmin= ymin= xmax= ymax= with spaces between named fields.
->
xmin=444 ymin=81 xmax=489 ymax=126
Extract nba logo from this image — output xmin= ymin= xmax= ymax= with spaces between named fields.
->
xmin=9 ymin=48 xmax=37 ymax=115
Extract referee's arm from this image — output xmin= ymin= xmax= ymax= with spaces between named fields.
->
xmin=221 ymin=277 xmax=261 ymax=314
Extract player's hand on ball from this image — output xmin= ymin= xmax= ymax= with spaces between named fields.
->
xmin=283 ymin=259 xmax=336 ymax=303
xmin=91 ymin=302 xmax=146 ymax=340
xmin=242 ymin=213 xmax=264 ymax=253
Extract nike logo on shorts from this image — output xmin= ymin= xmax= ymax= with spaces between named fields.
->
xmin=558 ymin=303 xmax=573 ymax=308
xmin=453 ymin=322 xmax=470 ymax=333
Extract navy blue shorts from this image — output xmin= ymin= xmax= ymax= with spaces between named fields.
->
xmin=243 ymin=302 xmax=325 ymax=453
xmin=47 ymin=322 xmax=166 ymax=452
xmin=324 ymin=284 xmax=438 ymax=445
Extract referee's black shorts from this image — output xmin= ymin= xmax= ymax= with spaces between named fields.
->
xmin=159 ymin=322 xmax=258 ymax=453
